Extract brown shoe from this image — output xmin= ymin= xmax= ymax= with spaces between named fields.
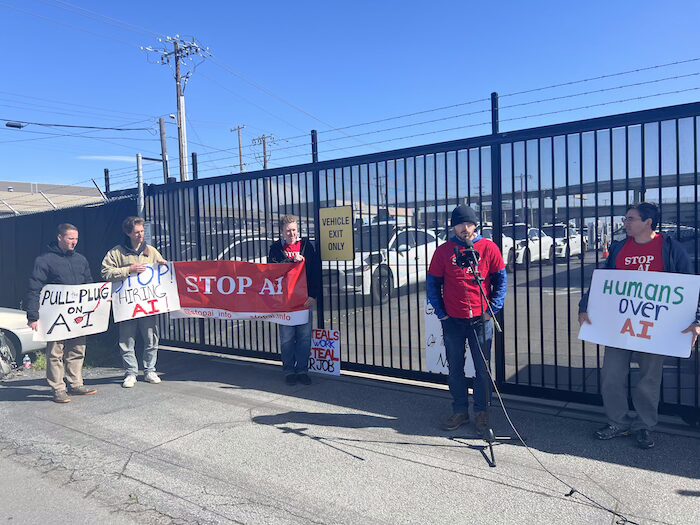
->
xmin=442 ymin=412 xmax=469 ymax=431
xmin=69 ymin=385 xmax=97 ymax=396
xmin=475 ymin=411 xmax=495 ymax=442
xmin=53 ymin=390 xmax=71 ymax=403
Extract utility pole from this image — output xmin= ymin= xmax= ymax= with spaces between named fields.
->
xmin=231 ymin=125 xmax=246 ymax=173
xmin=136 ymin=153 xmax=145 ymax=218
xmin=142 ymin=36 xmax=211 ymax=182
xmin=516 ymin=173 xmax=533 ymax=224
xmin=158 ymin=117 xmax=171 ymax=183
xmin=252 ymin=134 xmax=274 ymax=169
xmin=252 ymin=134 xmax=274 ymax=234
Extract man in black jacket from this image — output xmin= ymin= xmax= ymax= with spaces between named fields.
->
xmin=25 ymin=223 xmax=97 ymax=403
xmin=268 ymin=215 xmax=321 ymax=385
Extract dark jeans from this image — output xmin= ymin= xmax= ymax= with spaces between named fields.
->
xmin=279 ymin=311 xmax=312 ymax=375
xmin=441 ymin=316 xmax=494 ymax=414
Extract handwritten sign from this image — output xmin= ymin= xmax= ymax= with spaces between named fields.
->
xmin=34 ymin=283 xmax=112 ymax=342
xmin=579 ymin=269 xmax=700 ymax=358
xmin=319 ymin=206 xmax=354 ymax=261
xmin=425 ymin=301 xmax=475 ymax=376
xmin=309 ymin=328 xmax=341 ymax=376
xmin=112 ymin=263 xmax=180 ymax=323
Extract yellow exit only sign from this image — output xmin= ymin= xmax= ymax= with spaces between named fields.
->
xmin=319 ymin=206 xmax=354 ymax=261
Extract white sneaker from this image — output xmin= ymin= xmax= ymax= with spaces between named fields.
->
xmin=122 ymin=375 xmax=137 ymax=388
xmin=144 ymin=371 xmax=161 ymax=384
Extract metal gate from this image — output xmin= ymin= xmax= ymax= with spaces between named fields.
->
xmin=146 ymin=100 xmax=700 ymax=421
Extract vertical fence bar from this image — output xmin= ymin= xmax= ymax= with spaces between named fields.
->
xmin=491 ymin=106 xmax=505 ymax=384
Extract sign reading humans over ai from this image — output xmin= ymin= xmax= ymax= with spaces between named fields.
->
xmin=112 ymin=263 xmax=181 ymax=323
xmin=34 ymin=283 xmax=112 ymax=342
xmin=579 ymin=269 xmax=700 ymax=358
xmin=319 ymin=206 xmax=354 ymax=261
xmin=309 ymin=328 xmax=341 ymax=376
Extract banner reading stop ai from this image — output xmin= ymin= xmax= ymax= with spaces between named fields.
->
xmin=172 ymin=260 xmax=310 ymax=325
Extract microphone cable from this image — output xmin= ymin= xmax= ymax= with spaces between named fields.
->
xmin=470 ymin=333 xmax=639 ymax=525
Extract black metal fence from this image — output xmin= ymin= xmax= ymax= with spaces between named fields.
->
xmin=145 ymin=100 xmax=700 ymax=423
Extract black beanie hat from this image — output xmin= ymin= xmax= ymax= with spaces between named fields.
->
xmin=451 ymin=205 xmax=478 ymax=227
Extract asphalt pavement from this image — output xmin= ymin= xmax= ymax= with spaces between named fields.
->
xmin=1 ymin=347 xmax=699 ymax=524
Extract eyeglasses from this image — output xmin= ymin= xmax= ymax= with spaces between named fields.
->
xmin=621 ymin=216 xmax=641 ymax=223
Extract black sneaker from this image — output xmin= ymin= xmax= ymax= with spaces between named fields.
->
xmin=635 ymin=429 xmax=655 ymax=449
xmin=442 ymin=412 xmax=469 ymax=431
xmin=594 ymin=424 xmax=631 ymax=440
xmin=285 ymin=374 xmax=297 ymax=386
xmin=296 ymin=374 xmax=312 ymax=385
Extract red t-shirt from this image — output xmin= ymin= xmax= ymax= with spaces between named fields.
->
xmin=615 ymin=235 xmax=664 ymax=272
xmin=428 ymin=238 xmax=505 ymax=319
xmin=283 ymin=240 xmax=302 ymax=261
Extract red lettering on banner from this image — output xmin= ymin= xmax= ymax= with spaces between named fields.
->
xmin=132 ymin=303 xmax=149 ymax=317
xmin=637 ymin=320 xmax=654 ymax=339
xmin=620 ymin=318 xmax=636 ymax=337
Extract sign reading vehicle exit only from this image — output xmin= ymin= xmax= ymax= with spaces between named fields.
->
xmin=319 ymin=206 xmax=354 ymax=261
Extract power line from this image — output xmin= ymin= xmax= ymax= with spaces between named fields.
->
xmin=501 ymin=56 xmax=700 ymax=98
xmin=499 ymin=85 xmax=700 ymax=125
xmin=0 ymin=1 xmax=139 ymax=48
xmin=0 ymin=90 xmax=156 ymax=120
xmin=0 ymin=118 xmax=154 ymax=131
xmin=40 ymin=0 xmax=160 ymax=38
xmin=301 ymin=57 xmax=700 ymax=139
xmin=499 ymin=71 xmax=700 ymax=112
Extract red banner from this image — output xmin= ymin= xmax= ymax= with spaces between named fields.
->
xmin=172 ymin=261 xmax=309 ymax=325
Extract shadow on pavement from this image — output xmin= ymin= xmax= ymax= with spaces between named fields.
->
xmin=157 ymin=349 xmax=700 ymax=481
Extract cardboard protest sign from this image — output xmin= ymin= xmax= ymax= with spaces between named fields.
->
xmin=34 ymin=282 xmax=112 ymax=342
xmin=111 ymin=263 xmax=180 ymax=322
xmin=579 ymin=269 xmax=700 ymax=358
xmin=173 ymin=260 xmax=309 ymax=325
xmin=425 ymin=301 xmax=475 ymax=376
xmin=309 ymin=328 xmax=340 ymax=376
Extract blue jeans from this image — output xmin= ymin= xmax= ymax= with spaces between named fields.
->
xmin=441 ymin=316 xmax=494 ymax=414
xmin=118 ymin=316 xmax=159 ymax=376
xmin=279 ymin=311 xmax=312 ymax=375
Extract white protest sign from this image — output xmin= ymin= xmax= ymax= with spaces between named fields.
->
xmin=308 ymin=328 xmax=341 ymax=376
xmin=34 ymin=282 xmax=112 ymax=342
xmin=425 ymin=301 xmax=475 ymax=376
xmin=111 ymin=263 xmax=180 ymax=323
xmin=579 ymin=269 xmax=700 ymax=358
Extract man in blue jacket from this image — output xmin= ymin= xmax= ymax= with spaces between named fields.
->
xmin=25 ymin=223 xmax=97 ymax=403
xmin=579 ymin=202 xmax=700 ymax=448
xmin=427 ymin=205 xmax=507 ymax=437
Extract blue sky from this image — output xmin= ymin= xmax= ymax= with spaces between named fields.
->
xmin=1 ymin=0 xmax=700 ymax=193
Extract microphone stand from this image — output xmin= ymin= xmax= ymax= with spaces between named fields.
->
xmin=461 ymin=245 xmax=499 ymax=462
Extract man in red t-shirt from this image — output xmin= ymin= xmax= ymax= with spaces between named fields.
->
xmin=427 ymin=205 xmax=507 ymax=438
xmin=579 ymin=202 xmax=700 ymax=449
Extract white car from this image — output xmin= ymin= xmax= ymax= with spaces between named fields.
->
xmin=542 ymin=223 xmax=588 ymax=259
xmin=503 ymin=223 xmax=555 ymax=266
xmin=215 ymin=237 xmax=274 ymax=263
xmin=0 ymin=307 xmax=45 ymax=363
xmin=479 ymin=225 xmax=516 ymax=272
xmin=323 ymin=225 xmax=442 ymax=303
